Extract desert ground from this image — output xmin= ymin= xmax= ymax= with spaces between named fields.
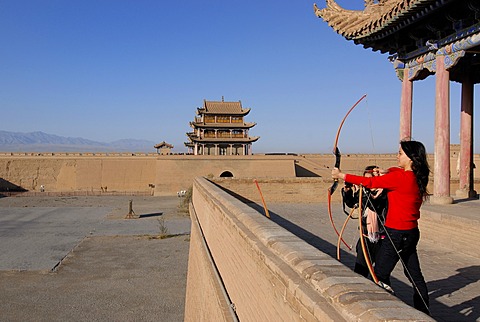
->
xmin=0 ymin=195 xmax=191 ymax=322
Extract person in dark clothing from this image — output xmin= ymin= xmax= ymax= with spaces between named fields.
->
xmin=342 ymin=165 xmax=388 ymax=278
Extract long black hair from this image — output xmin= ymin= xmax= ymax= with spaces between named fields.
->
xmin=363 ymin=165 xmax=377 ymax=176
xmin=400 ymin=140 xmax=430 ymax=199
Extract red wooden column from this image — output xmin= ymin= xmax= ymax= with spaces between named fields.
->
xmin=456 ymin=76 xmax=477 ymax=198
xmin=432 ymin=55 xmax=454 ymax=204
xmin=399 ymin=68 xmax=413 ymax=140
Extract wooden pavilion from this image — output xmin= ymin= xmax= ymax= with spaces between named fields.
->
xmin=315 ymin=0 xmax=479 ymax=203
xmin=154 ymin=141 xmax=174 ymax=155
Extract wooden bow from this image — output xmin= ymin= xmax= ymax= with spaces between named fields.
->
xmin=327 ymin=94 xmax=367 ymax=251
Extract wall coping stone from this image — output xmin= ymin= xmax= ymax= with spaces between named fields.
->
xmin=192 ymin=176 xmax=434 ymax=321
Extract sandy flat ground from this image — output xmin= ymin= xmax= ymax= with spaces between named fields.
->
xmin=0 ymin=195 xmax=191 ymax=322
xmin=2 ymin=194 xmax=478 ymax=321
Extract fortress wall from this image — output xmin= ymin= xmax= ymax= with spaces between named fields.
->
xmin=186 ymin=177 xmax=432 ymax=321
xmin=0 ymin=152 xmax=159 ymax=157
xmin=213 ymin=177 xmax=329 ymax=203
xmin=0 ymin=155 xmax=296 ymax=195
xmin=154 ymin=155 xmax=296 ymax=196
xmin=74 ymin=158 xmax=156 ymax=192
xmin=0 ymin=158 xmax=72 ymax=191
xmin=299 ymin=154 xmax=401 ymax=175
xmin=0 ymin=157 xmax=156 ymax=193
xmin=0 ymin=153 xmax=477 ymax=196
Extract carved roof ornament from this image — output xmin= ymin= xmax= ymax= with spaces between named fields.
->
xmin=313 ymin=0 xmax=433 ymax=41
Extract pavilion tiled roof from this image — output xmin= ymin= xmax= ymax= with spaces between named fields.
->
xmin=314 ymin=0 xmax=449 ymax=41
xmin=313 ymin=0 xmax=475 ymax=57
xmin=199 ymin=100 xmax=251 ymax=115
xmin=154 ymin=141 xmax=173 ymax=149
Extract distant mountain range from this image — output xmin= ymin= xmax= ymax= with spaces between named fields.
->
xmin=0 ymin=131 xmax=158 ymax=152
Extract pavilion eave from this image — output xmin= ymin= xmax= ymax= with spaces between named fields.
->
xmin=314 ymin=0 xmax=476 ymax=58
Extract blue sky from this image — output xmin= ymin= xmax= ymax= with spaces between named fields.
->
xmin=1 ymin=1 xmax=478 ymax=154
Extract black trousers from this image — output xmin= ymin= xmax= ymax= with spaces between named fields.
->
xmin=374 ymin=227 xmax=430 ymax=315
xmin=354 ymin=236 xmax=381 ymax=278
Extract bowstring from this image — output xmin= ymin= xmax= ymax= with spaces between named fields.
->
xmin=365 ymin=96 xmax=378 ymax=167
xmin=361 ymin=187 xmax=375 ymax=267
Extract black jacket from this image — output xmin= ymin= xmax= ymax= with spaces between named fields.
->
xmin=342 ymin=185 xmax=388 ymax=233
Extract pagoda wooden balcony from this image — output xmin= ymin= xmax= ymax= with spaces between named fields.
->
xmin=202 ymin=133 xmax=247 ymax=139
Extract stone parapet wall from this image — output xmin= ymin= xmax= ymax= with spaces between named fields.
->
xmin=185 ymin=203 xmax=238 ymax=322
xmin=212 ymin=177 xmax=479 ymax=258
xmin=185 ymin=177 xmax=432 ymax=321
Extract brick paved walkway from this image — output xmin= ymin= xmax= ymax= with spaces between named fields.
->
xmin=257 ymin=198 xmax=480 ymax=322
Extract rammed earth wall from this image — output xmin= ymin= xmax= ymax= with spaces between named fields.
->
xmin=0 ymin=155 xmax=296 ymax=195
xmin=0 ymin=153 xmax=477 ymax=200
xmin=153 ymin=155 xmax=297 ymax=196
xmin=0 ymin=156 xmax=157 ymax=193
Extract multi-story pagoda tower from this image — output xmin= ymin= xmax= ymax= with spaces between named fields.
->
xmin=185 ymin=98 xmax=259 ymax=155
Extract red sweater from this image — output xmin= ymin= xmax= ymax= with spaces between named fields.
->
xmin=344 ymin=167 xmax=422 ymax=230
